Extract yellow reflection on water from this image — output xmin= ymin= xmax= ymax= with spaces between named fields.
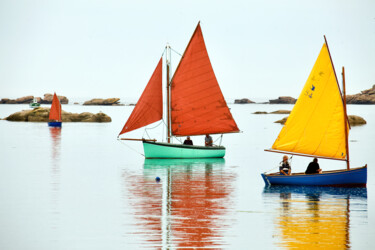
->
xmin=276 ymin=196 xmax=349 ymax=249
xmin=264 ymin=187 xmax=367 ymax=250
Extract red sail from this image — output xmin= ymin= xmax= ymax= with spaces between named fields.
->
xmin=171 ymin=23 xmax=239 ymax=136
xmin=49 ymin=93 xmax=62 ymax=121
xmin=119 ymin=58 xmax=163 ymax=135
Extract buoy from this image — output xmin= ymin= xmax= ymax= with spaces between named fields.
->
xmin=155 ymin=177 xmax=161 ymax=182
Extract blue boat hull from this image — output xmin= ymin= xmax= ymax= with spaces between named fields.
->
xmin=261 ymin=166 xmax=367 ymax=187
xmin=48 ymin=121 xmax=62 ymax=127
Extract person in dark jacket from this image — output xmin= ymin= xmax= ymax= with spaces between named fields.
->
xmin=305 ymin=158 xmax=322 ymax=174
xmin=183 ymin=136 xmax=193 ymax=145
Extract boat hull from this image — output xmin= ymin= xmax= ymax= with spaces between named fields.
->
xmin=143 ymin=141 xmax=225 ymax=159
xmin=48 ymin=121 xmax=62 ymax=128
xmin=261 ymin=166 xmax=367 ymax=187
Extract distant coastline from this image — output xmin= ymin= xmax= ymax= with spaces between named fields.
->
xmin=1 ymin=84 xmax=374 ymax=105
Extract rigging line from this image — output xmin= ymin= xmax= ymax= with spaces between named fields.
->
xmin=264 ymin=155 xmax=293 ymax=174
xmin=170 ymin=47 xmax=182 ymax=57
xmin=118 ymin=139 xmax=145 ymax=157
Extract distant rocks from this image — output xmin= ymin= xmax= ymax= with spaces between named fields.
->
xmin=269 ymin=96 xmax=296 ymax=104
xmin=0 ymin=94 xmax=69 ymax=104
xmin=274 ymin=117 xmax=289 ymax=124
xmin=83 ymin=98 xmax=121 ymax=106
xmin=346 ymin=85 xmax=375 ymax=104
xmin=253 ymin=110 xmax=291 ymax=115
xmin=5 ymin=107 xmax=111 ymax=122
xmin=274 ymin=115 xmax=366 ymax=126
xmin=42 ymin=93 xmax=69 ymax=104
xmin=234 ymin=98 xmax=255 ymax=104
xmin=348 ymin=115 xmax=367 ymax=126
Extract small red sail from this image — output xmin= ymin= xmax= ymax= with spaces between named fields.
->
xmin=119 ymin=58 xmax=163 ymax=135
xmin=49 ymin=93 xmax=62 ymax=121
xmin=170 ymin=23 xmax=239 ymax=136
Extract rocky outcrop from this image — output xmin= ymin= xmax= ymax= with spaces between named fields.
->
xmin=1 ymin=94 xmax=68 ymax=104
xmin=274 ymin=117 xmax=289 ymax=124
xmin=348 ymin=115 xmax=367 ymax=126
xmin=253 ymin=110 xmax=291 ymax=115
xmin=0 ymin=98 xmax=17 ymax=104
xmin=5 ymin=107 xmax=111 ymax=122
xmin=1 ymin=96 xmax=34 ymax=104
xmin=83 ymin=98 xmax=121 ymax=106
xmin=269 ymin=96 xmax=296 ymax=104
xmin=270 ymin=110 xmax=291 ymax=114
xmin=275 ymin=115 xmax=366 ymax=126
xmin=346 ymin=85 xmax=375 ymax=104
xmin=234 ymin=98 xmax=255 ymax=104
xmin=41 ymin=93 xmax=69 ymax=104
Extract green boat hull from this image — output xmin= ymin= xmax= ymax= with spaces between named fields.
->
xmin=143 ymin=141 xmax=226 ymax=159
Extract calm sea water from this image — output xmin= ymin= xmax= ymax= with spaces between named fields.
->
xmin=0 ymin=103 xmax=373 ymax=249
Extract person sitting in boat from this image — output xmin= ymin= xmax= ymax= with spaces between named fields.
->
xmin=183 ymin=136 xmax=193 ymax=145
xmin=279 ymin=155 xmax=291 ymax=175
xmin=205 ymin=134 xmax=213 ymax=147
xmin=305 ymin=158 xmax=322 ymax=174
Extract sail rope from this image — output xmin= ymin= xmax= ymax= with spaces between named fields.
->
xmin=170 ymin=47 xmax=182 ymax=57
xmin=118 ymin=139 xmax=145 ymax=157
xmin=143 ymin=120 xmax=165 ymax=140
xmin=264 ymin=155 xmax=293 ymax=174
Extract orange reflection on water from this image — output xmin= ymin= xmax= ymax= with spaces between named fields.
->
xmin=123 ymin=159 xmax=235 ymax=248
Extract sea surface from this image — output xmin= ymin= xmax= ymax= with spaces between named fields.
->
xmin=0 ymin=103 xmax=373 ymax=249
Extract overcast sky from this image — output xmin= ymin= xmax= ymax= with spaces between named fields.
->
xmin=0 ymin=0 xmax=374 ymax=102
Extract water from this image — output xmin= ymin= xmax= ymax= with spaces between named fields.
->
xmin=0 ymin=104 xmax=373 ymax=249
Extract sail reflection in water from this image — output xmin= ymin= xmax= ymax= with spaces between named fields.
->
xmin=123 ymin=158 xmax=236 ymax=248
xmin=263 ymin=186 xmax=367 ymax=249
xmin=49 ymin=127 xmax=62 ymax=232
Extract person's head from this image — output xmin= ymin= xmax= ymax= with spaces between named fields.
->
xmin=313 ymin=158 xmax=318 ymax=163
xmin=187 ymin=136 xmax=190 ymax=140
xmin=283 ymin=155 xmax=288 ymax=162
xmin=206 ymin=134 xmax=209 ymax=137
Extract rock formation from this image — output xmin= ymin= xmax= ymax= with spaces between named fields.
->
xmin=234 ymin=98 xmax=255 ymax=104
xmin=0 ymin=94 xmax=68 ymax=104
xmin=346 ymin=85 xmax=375 ymax=104
xmin=5 ymin=107 xmax=111 ymax=122
xmin=83 ymin=98 xmax=121 ymax=105
xmin=252 ymin=111 xmax=268 ymax=114
xmin=269 ymin=96 xmax=296 ymax=104
xmin=252 ymin=110 xmax=291 ymax=115
xmin=275 ymin=115 xmax=366 ymax=126
xmin=41 ymin=94 xmax=69 ymax=104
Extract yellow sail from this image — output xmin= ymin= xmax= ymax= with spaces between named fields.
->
xmin=272 ymin=43 xmax=348 ymax=160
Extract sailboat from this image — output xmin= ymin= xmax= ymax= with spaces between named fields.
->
xmin=118 ymin=22 xmax=239 ymax=159
xmin=48 ymin=92 xmax=62 ymax=127
xmin=261 ymin=36 xmax=367 ymax=187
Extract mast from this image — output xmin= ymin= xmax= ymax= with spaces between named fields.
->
xmin=166 ymin=44 xmax=171 ymax=143
xmin=342 ymin=67 xmax=350 ymax=170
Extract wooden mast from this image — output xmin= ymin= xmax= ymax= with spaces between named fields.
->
xmin=166 ymin=44 xmax=171 ymax=143
xmin=342 ymin=67 xmax=350 ymax=170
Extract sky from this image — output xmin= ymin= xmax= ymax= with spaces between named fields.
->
xmin=0 ymin=0 xmax=374 ymax=102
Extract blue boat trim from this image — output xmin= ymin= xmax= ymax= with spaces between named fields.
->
xmin=261 ymin=166 xmax=367 ymax=187
xmin=143 ymin=141 xmax=225 ymax=150
xmin=48 ymin=121 xmax=62 ymax=127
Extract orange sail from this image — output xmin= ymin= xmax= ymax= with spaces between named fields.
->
xmin=170 ymin=23 xmax=239 ymax=136
xmin=119 ymin=58 xmax=163 ymax=135
xmin=49 ymin=93 xmax=62 ymax=121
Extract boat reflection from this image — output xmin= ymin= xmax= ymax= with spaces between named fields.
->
xmin=263 ymin=186 xmax=367 ymax=249
xmin=123 ymin=158 xmax=235 ymax=248
xmin=49 ymin=127 xmax=61 ymax=231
